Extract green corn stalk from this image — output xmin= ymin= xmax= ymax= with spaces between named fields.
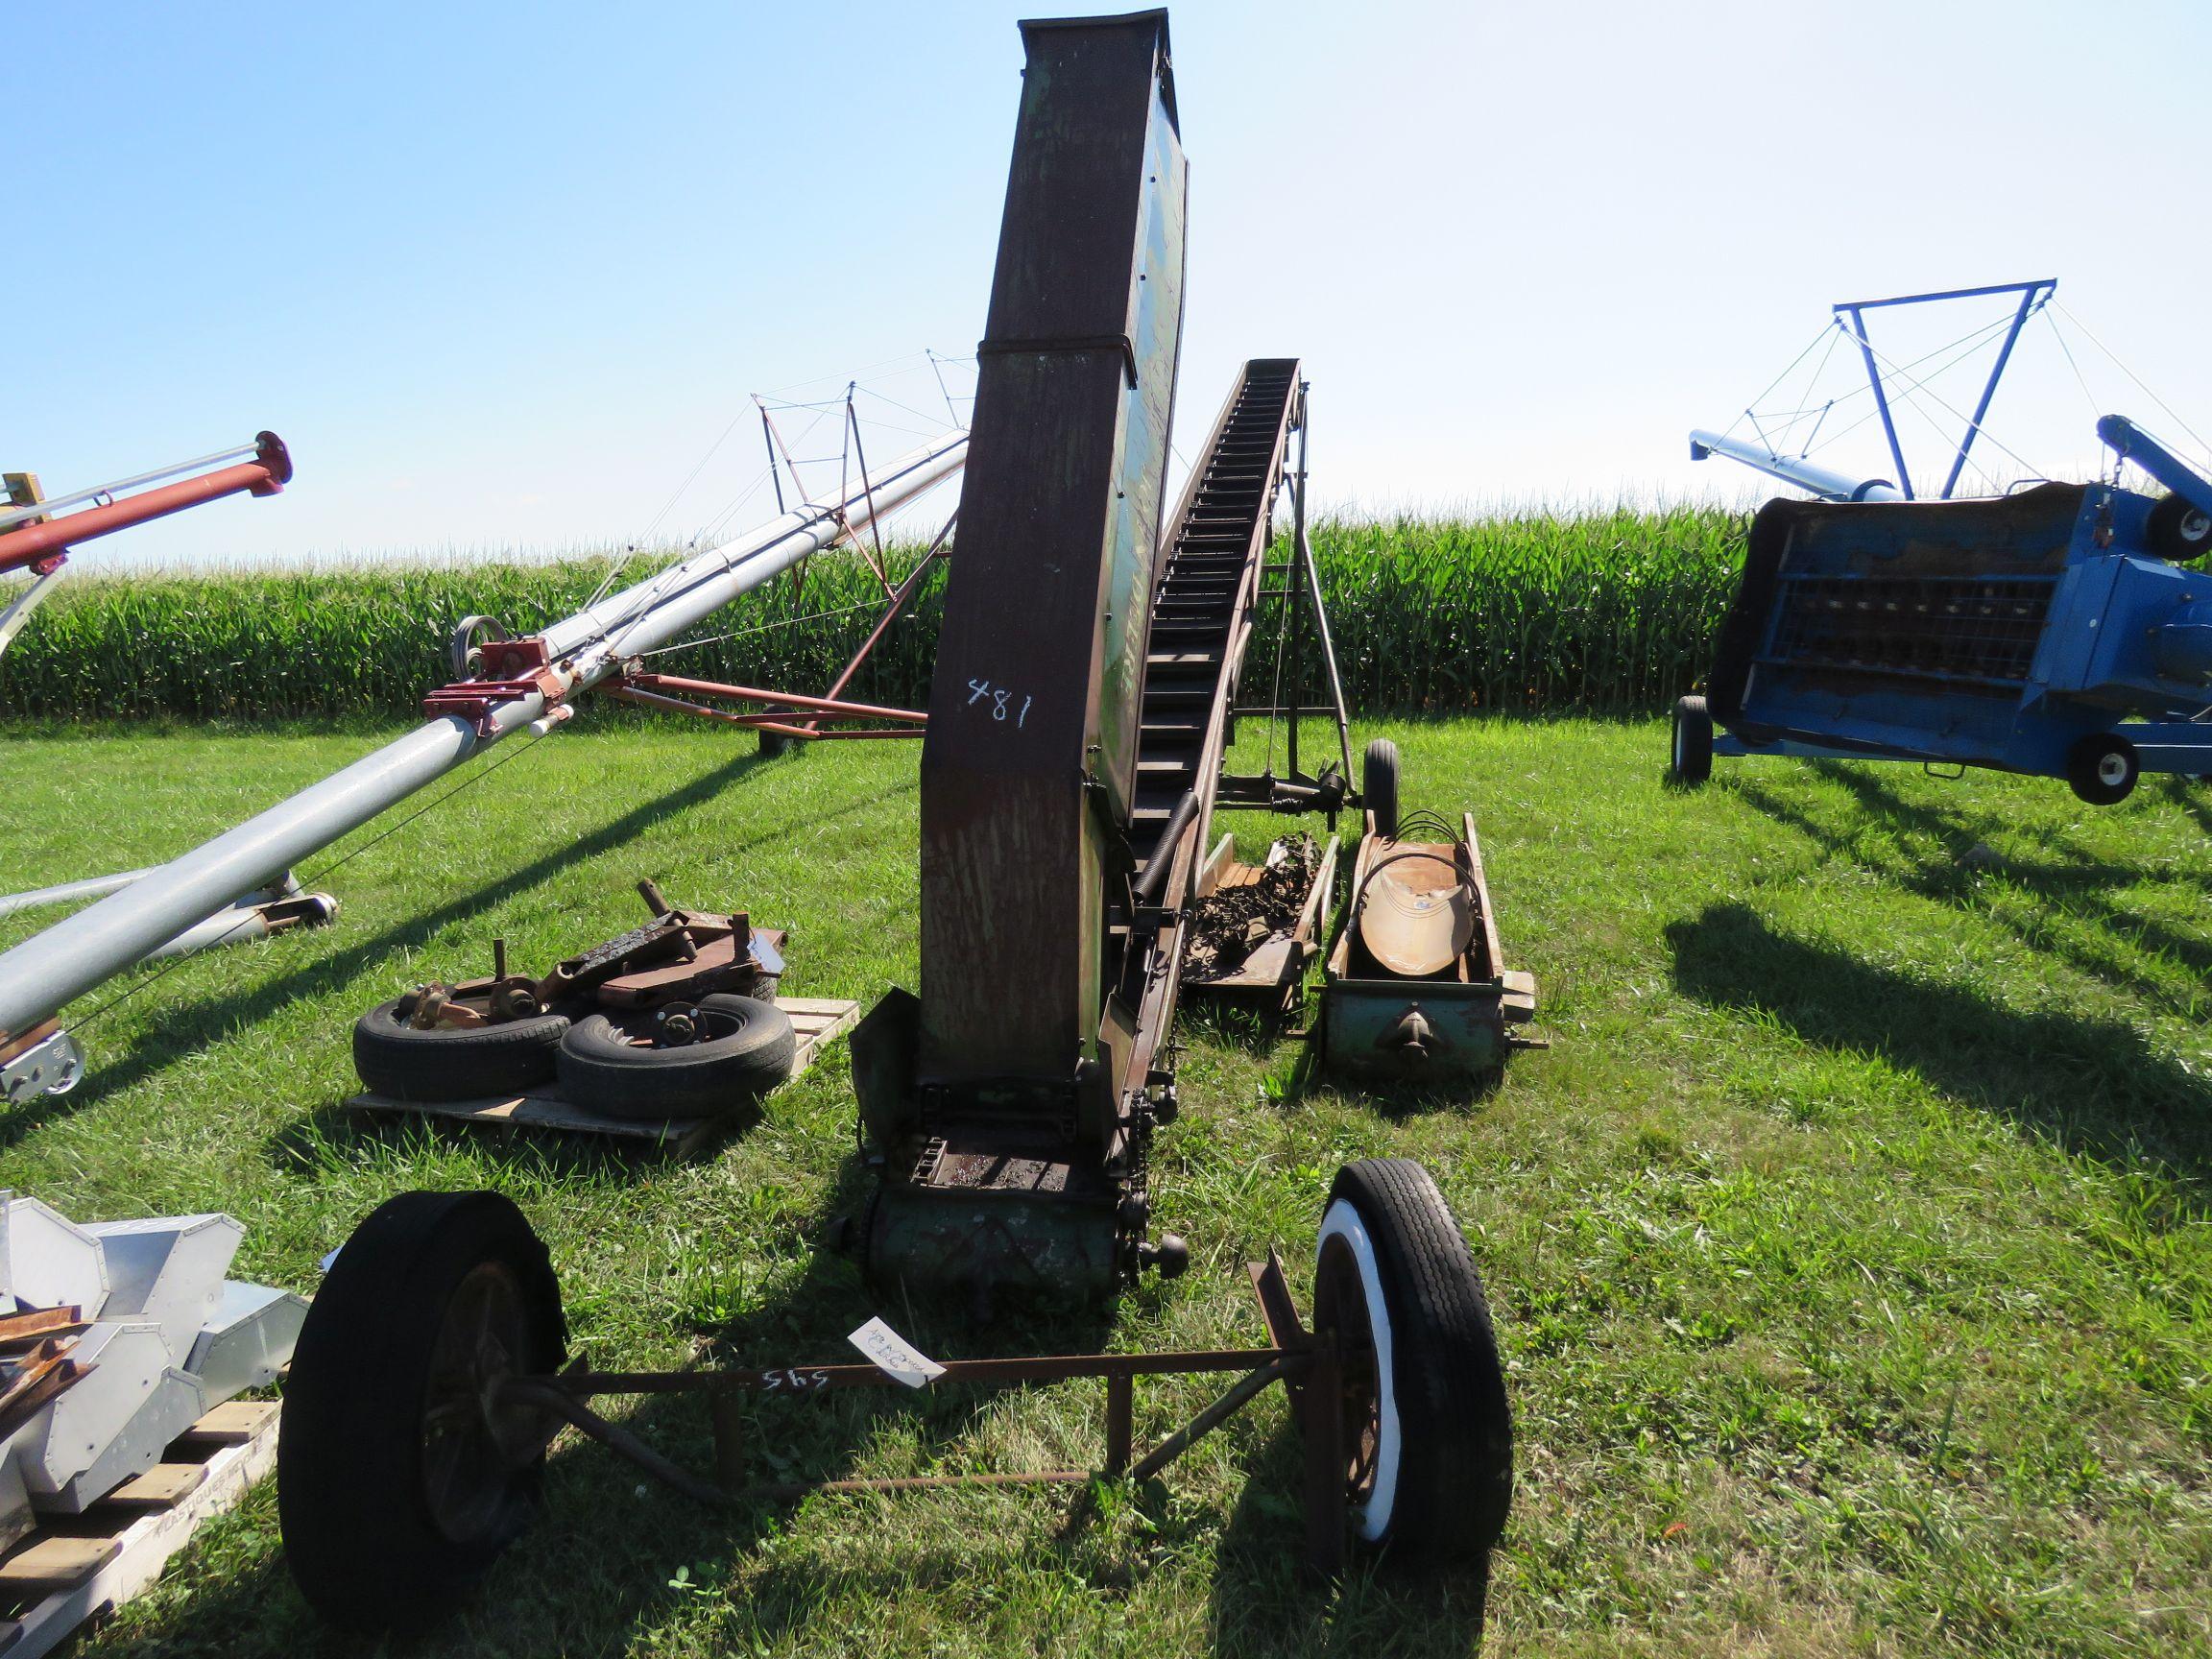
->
xmin=0 ymin=508 xmax=1745 ymax=724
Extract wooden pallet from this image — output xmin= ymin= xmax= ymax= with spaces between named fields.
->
xmin=0 ymin=1400 xmax=277 ymax=1659
xmin=341 ymin=997 xmax=862 ymax=1155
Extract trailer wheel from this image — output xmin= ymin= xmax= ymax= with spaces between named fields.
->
xmin=1311 ymin=1159 xmax=1511 ymax=1560
xmin=1671 ymin=695 xmax=1714 ymax=784
xmin=279 ymin=1190 xmax=565 ymax=1633
xmin=1362 ymin=739 xmax=1402 ymax=838
xmin=2065 ymin=733 xmax=2139 ymax=805
xmin=556 ymin=993 xmax=796 ymax=1119
xmin=351 ymin=998 xmax=569 ymax=1100
xmin=2149 ymin=493 xmax=2212 ymax=562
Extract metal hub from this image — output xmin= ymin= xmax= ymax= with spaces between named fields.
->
xmin=1312 ymin=1236 xmax=1381 ymax=1513
xmin=420 ymin=1262 xmax=538 ymax=1543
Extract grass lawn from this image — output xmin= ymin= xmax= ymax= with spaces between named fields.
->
xmin=1 ymin=713 xmax=2206 ymax=1657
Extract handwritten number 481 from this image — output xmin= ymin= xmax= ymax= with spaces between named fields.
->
xmin=967 ymin=680 xmax=1032 ymax=728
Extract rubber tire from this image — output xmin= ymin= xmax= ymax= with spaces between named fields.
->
xmin=1362 ymin=739 xmax=1402 ymax=839
xmin=1315 ymin=1159 xmax=1511 ymax=1560
xmin=556 ymin=993 xmax=796 ymax=1120
xmin=2065 ymin=733 xmax=2139 ymax=806
xmin=279 ymin=1190 xmax=565 ymax=1633
xmin=1671 ymin=695 xmax=1714 ymax=784
xmin=2149 ymin=493 xmax=2212 ymax=562
xmin=352 ymin=998 xmax=569 ymax=1101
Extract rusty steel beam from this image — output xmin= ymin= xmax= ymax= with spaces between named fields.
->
xmin=595 ymin=685 xmax=925 ymax=740
xmin=805 ymin=521 xmax=953 ymax=732
xmin=503 ymin=1342 xmax=1310 ymax=1511
xmin=0 ymin=434 xmax=292 ymax=575
xmin=614 ymin=672 xmax=926 ymax=724
xmin=546 ymin=1346 xmax=1290 ymax=1397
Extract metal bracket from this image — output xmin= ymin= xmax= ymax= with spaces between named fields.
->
xmin=975 ymin=332 xmax=1140 ymax=389
xmin=1 ymin=1026 xmax=83 ymax=1102
xmin=0 ymin=562 xmax=68 ymax=664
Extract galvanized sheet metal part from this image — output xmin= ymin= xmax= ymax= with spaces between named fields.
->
xmin=81 ymin=1214 xmax=243 ymax=1365
xmin=185 ymin=1281 xmax=310 ymax=1403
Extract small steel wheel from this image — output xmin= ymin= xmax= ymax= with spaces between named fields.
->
xmin=2065 ymin=733 xmax=2139 ymax=806
xmin=2149 ymin=493 xmax=2212 ymax=562
xmin=1362 ymin=739 xmax=1402 ymax=838
xmin=1312 ymin=1159 xmax=1511 ymax=1559
xmin=1671 ymin=694 xmax=1714 ymax=784
xmin=350 ymin=997 xmax=569 ymax=1101
xmin=556 ymin=993 xmax=796 ymax=1119
xmin=279 ymin=1191 xmax=565 ymax=1632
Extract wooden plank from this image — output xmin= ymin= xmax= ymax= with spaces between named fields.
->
xmin=0 ymin=1539 xmax=114 ymax=1596
xmin=1463 ymin=810 xmax=1505 ymax=983
xmin=1194 ymin=830 xmax=1234 ymax=899
xmin=172 ymin=1400 xmax=276 ymax=1448
xmin=101 ymin=1464 xmax=205 ymax=1507
xmin=0 ymin=1399 xmax=279 ymax=1659
xmin=776 ymin=998 xmax=863 ymax=1041
xmin=342 ymin=998 xmax=860 ymax=1153
xmin=1299 ymin=836 xmax=1340 ymax=945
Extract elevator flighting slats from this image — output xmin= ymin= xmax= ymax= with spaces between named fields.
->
xmin=1128 ymin=359 xmax=1301 ymax=883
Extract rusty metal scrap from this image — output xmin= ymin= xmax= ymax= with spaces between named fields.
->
xmin=1183 ymin=834 xmax=1322 ymax=982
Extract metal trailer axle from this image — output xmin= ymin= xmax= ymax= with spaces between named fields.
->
xmin=0 ymin=430 xmax=967 ymax=1062
xmin=483 ymin=1253 xmax=1350 ymax=1578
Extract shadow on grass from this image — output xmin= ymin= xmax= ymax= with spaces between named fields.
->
xmin=1667 ymin=901 xmax=2212 ymax=1207
xmin=3 ymin=751 xmax=915 ymax=1153
xmin=1206 ymin=1425 xmax=1492 ymax=1655
xmin=1263 ymin=1013 xmax=1506 ymax=1121
xmin=1181 ymin=997 xmax=1301 ymax=1057
xmin=260 ymin=1093 xmax=755 ymax=1182
xmin=1735 ymin=765 xmax=2212 ymax=1021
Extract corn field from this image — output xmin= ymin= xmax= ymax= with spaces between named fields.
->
xmin=0 ymin=507 xmax=1744 ymax=723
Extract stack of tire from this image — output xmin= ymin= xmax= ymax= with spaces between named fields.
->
xmin=351 ymin=990 xmax=796 ymax=1118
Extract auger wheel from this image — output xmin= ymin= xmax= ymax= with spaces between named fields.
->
xmin=1310 ymin=1159 xmax=1512 ymax=1559
xmin=278 ymin=1191 xmax=566 ymax=1632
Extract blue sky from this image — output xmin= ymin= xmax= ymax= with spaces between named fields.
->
xmin=12 ymin=0 xmax=2211 ymax=566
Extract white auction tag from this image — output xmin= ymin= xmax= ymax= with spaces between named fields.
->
xmin=847 ymin=1316 xmax=947 ymax=1389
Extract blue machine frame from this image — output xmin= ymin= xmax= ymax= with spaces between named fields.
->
xmin=1683 ymin=285 xmax=2212 ymax=805
xmin=1834 ymin=279 xmax=2056 ymax=502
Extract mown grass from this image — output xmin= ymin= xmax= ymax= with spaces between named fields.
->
xmin=0 ymin=508 xmax=1743 ymax=723
xmin=1 ymin=715 xmax=2206 ymax=1656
